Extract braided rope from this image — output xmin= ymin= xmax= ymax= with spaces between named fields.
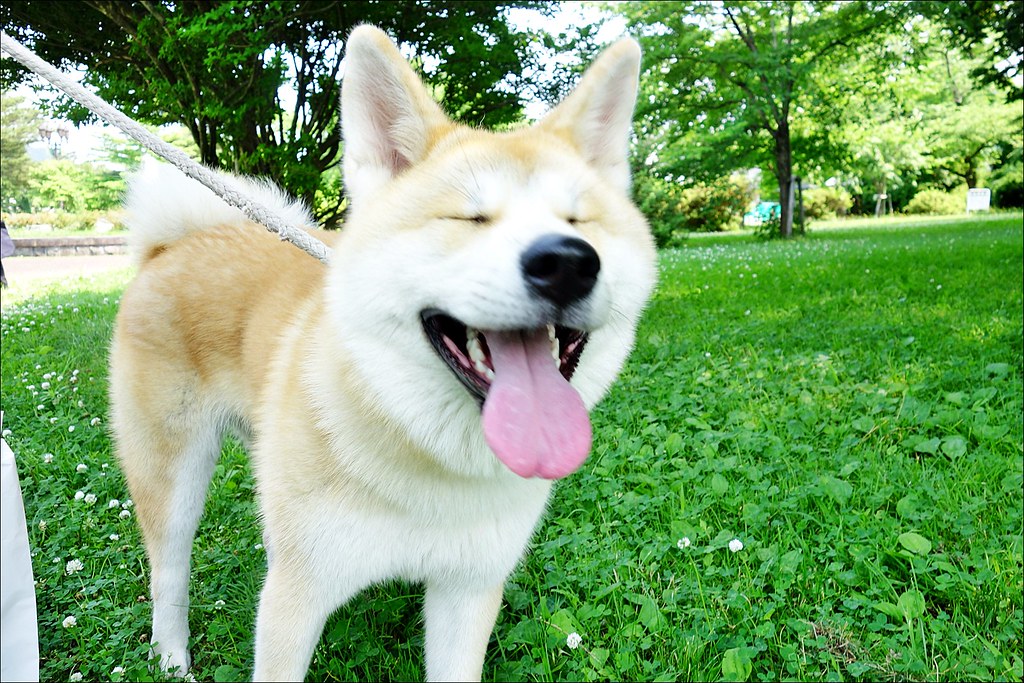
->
xmin=1 ymin=31 xmax=333 ymax=265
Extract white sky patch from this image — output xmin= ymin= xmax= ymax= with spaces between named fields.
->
xmin=507 ymin=3 xmax=629 ymax=120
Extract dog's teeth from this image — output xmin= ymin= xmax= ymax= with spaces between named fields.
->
xmin=467 ymin=328 xmax=485 ymax=363
xmin=466 ymin=327 xmax=493 ymax=380
xmin=548 ymin=324 xmax=560 ymax=364
xmin=471 ymin=355 xmax=494 ymax=380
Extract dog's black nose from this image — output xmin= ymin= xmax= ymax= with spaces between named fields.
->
xmin=520 ymin=234 xmax=600 ymax=308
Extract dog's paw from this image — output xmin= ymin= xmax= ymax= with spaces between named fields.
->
xmin=150 ymin=646 xmax=191 ymax=678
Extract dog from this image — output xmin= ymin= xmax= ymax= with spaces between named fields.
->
xmin=109 ymin=25 xmax=656 ymax=681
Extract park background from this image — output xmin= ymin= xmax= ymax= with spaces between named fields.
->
xmin=1 ymin=2 xmax=1021 ymax=682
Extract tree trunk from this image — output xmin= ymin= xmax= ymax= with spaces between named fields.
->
xmin=965 ymin=166 xmax=978 ymax=189
xmin=773 ymin=124 xmax=793 ymax=239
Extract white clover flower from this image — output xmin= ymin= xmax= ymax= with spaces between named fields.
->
xmin=677 ymin=537 xmax=692 ymax=549
xmin=90 ymin=417 xmax=102 ymax=427
xmin=70 ymin=672 xmax=83 ymax=681
xmin=84 ymin=493 xmax=97 ymax=505
xmin=123 ymin=499 xmax=134 ymax=509
xmin=728 ymin=538 xmax=744 ymax=553
xmin=68 ymin=425 xmax=76 ymax=433
xmin=36 ymin=404 xmax=45 ymax=411
xmin=1 ymin=429 xmax=11 ymax=438
xmin=76 ymin=463 xmax=87 ymax=473
xmin=38 ymin=520 xmax=47 ymax=531
xmin=74 ymin=490 xmax=85 ymax=501
xmin=119 ymin=509 xmax=132 ymax=519
xmin=111 ymin=666 xmax=125 ymax=677
xmin=108 ymin=499 xmax=121 ymax=509
xmin=66 ymin=559 xmax=84 ymax=575
xmin=62 ymin=615 xmax=78 ymax=628
xmin=566 ymin=632 xmax=582 ymax=650
xmin=109 ymin=534 xmax=120 ymax=541
xmin=214 ymin=599 xmax=226 ymax=610
xmin=41 ymin=381 xmax=51 ymax=390
xmin=43 ymin=453 xmax=54 ymax=463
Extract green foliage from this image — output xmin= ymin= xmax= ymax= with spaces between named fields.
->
xmin=0 ymin=1 xmax=555 ymax=223
xmin=619 ymin=2 xmax=1021 ymax=229
xmin=3 ymin=210 xmax=124 ymax=234
xmin=622 ymin=0 xmax=903 ymax=238
xmin=916 ymin=0 xmax=1024 ymax=101
xmin=26 ymin=159 xmax=125 ymax=212
xmin=905 ymin=188 xmax=968 ymax=215
xmin=803 ymin=187 xmax=853 ymax=221
xmin=0 ymin=90 xmax=41 ymax=210
xmin=676 ymin=177 xmax=750 ymax=234
xmin=634 ymin=173 xmax=750 ymax=247
xmin=989 ymin=152 xmax=1024 ymax=208
xmin=2 ymin=214 xmax=1021 ymax=682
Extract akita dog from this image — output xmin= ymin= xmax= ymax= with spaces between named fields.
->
xmin=110 ymin=25 xmax=656 ymax=681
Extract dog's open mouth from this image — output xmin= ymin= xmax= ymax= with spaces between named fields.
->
xmin=420 ymin=310 xmax=593 ymax=479
xmin=420 ymin=311 xmax=588 ymax=402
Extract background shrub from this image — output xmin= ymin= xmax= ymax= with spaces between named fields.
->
xmin=990 ymin=161 xmax=1024 ymax=208
xmin=2 ymin=210 xmax=125 ymax=233
xmin=905 ymin=187 xmax=968 ymax=215
xmin=634 ymin=173 xmax=751 ymax=247
xmin=803 ymin=186 xmax=853 ymax=220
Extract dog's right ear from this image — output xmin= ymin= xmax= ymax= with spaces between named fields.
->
xmin=341 ymin=25 xmax=453 ymax=206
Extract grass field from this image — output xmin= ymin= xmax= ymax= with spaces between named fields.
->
xmin=1 ymin=214 xmax=1021 ymax=682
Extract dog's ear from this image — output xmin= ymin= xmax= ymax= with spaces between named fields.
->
xmin=341 ymin=25 xmax=453 ymax=204
xmin=538 ymin=38 xmax=642 ymax=193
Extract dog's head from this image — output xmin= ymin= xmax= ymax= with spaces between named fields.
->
xmin=328 ymin=25 xmax=657 ymax=480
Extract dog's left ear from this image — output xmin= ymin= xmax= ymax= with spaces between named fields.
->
xmin=538 ymin=38 xmax=642 ymax=193
xmin=341 ymin=25 xmax=453 ymax=205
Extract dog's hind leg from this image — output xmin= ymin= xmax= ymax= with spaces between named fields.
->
xmin=423 ymin=580 xmax=505 ymax=682
xmin=111 ymin=380 xmax=227 ymax=677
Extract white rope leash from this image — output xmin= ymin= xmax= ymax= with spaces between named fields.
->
xmin=0 ymin=31 xmax=333 ymax=265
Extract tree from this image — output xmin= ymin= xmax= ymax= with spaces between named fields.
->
xmin=819 ymin=20 xmax=1021 ymax=211
xmin=1 ymin=1 xmax=553 ymax=225
xmin=620 ymin=1 xmax=904 ymax=237
xmin=1 ymin=90 xmax=40 ymax=211
xmin=26 ymin=158 xmax=123 ymax=211
xmin=917 ymin=0 xmax=1024 ymax=102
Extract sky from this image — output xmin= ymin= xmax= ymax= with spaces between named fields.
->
xmin=12 ymin=3 xmax=629 ymax=165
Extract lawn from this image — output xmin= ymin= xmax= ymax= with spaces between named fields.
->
xmin=1 ymin=214 xmax=1021 ymax=682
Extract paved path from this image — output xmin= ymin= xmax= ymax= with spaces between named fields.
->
xmin=2 ymin=255 xmax=133 ymax=304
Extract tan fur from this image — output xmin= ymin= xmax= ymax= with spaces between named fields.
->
xmin=111 ymin=25 xmax=655 ymax=682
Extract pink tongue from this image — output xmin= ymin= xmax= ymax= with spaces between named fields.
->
xmin=481 ymin=329 xmax=592 ymax=479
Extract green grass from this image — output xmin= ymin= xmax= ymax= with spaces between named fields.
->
xmin=1 ymin=215 xmax=1021 ymax=682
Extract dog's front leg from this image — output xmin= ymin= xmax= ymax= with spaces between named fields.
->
xmin=252 ymin=565 xmax=333 ymax=682
xmin=423 ymin=580 xmax=504 ymax=682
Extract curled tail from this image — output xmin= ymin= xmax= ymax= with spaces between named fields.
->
xmin=124 ymin=162 xmax=316 ymax=264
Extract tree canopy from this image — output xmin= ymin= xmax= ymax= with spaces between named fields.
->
xmin=619 ymin=0 xmax=1022 ymax=237
xmin=622 ymin=0 xmax=908 ymax=237
xmin=1 ymin=1 xmax=552 ymax=224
